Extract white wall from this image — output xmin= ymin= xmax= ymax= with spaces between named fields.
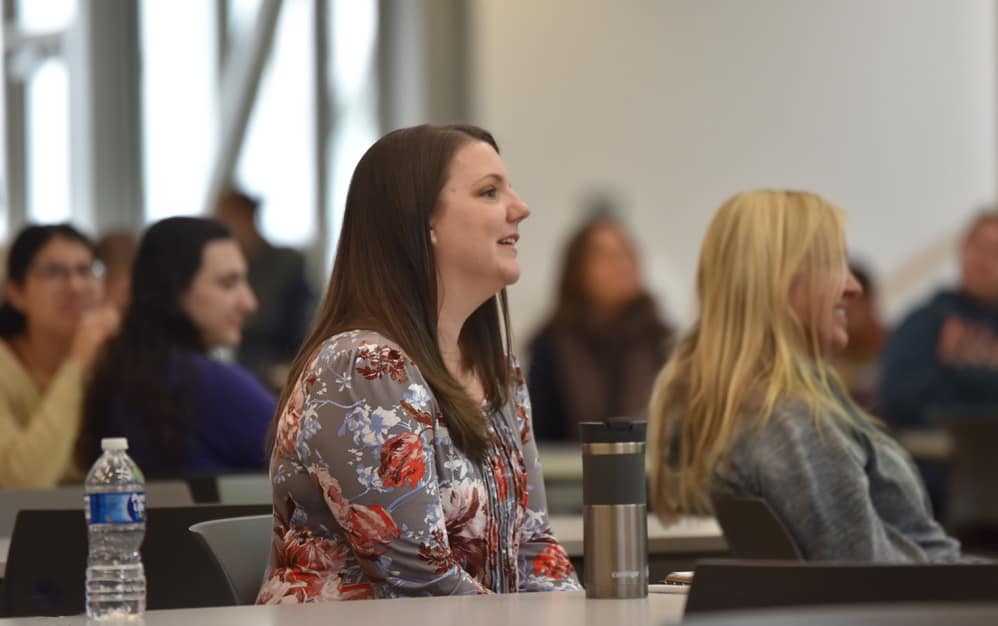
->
xmin=469 ymin=0 xmax=996 ymax=348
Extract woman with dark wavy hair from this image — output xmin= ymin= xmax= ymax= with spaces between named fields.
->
xmin=257 ymin=124 xmax=580 ymax=603
xmin=0 ymin=224 xmax=118 ymax=487
xmin=78 ymin=217 xmax=276 ymax=476
xmin=528 ymin=216 xmax=673 ymax=441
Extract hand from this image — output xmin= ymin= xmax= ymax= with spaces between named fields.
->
xmin=68 ymin=304 xmax=121 ymax=368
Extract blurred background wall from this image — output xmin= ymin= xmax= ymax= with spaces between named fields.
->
xmin=470 ymin=0 xmax=997 ymax=343
xmin=2 ymin=0 xmax=997 ymax=349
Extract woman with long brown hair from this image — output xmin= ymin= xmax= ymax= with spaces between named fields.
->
xmin=528 ymin=215 xmax=672 ymax=441
xmin=257 ymin=124 xmax=579 ymax=603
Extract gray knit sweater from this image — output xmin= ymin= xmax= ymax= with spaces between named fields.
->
xmin=713 ymin=401 xmax=963 ymax=562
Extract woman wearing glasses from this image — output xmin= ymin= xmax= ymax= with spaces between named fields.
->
xmin=0 ymin=224 xmax=119 ymax=487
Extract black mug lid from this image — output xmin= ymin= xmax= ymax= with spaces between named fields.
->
xmin=579 ymin=418 xmax=647 ymax=443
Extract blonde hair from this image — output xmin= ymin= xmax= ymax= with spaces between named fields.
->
xmin=648 ymin=190 xmax=859 ymax=519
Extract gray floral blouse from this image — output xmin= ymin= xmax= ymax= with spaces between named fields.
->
xmin=257 ymin=330 xmax=580 ymax=602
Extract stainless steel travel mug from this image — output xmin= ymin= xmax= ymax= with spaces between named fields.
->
xmin=580 ymin=418 xmax=648 ymax=598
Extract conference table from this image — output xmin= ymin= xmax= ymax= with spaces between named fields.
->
xmin=0 ymin=589 xmax=687 ymax=625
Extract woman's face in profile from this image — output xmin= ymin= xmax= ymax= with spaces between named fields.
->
xmin=7 ymin=236 xmax=103 ymax=338
xmin=430 ymin=140 xmax=531 ymax=300
xmin=789 ymin=260 xmax=863 ymax=356
xmin=180 ymin=239 xmax=258 ymax=349
xmin=581 ymin=223 xmax=641 ymax=313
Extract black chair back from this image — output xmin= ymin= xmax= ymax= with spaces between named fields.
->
xmin=4 ymin=504 xmax=270 ymax=617
xmin=935 ymin=412 xmax=998 ymax=532
xmin=713 ymin=495 xmax=802 ymax=560
xmin=685 ymin=559 xmax=998 ymax=614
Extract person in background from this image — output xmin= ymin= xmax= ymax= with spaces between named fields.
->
xmin=95 ymin=231 xmax=137 ymax=314
xmin=880 ymin=210 xmax=998 ymax=521
xmin=881 ymin=211 xmax=998 ymax=430
xmin=528 ymin=214 xmax=672 ymax=441
xmin=0 ymin=224 xmax=119 ymax=487
xmin=830 ymin=261 xmax=887 ymax=413
xmin=258 ymin=124 xmax=580 ymax=603
xmin=649 ymin=190 xmax=965 ymax=561
xmin=78 ymin=217 xmax=276 ymax=477
xmin=215 ymin=189 xmax=313 ymax=389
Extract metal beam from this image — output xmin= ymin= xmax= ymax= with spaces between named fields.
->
xmin=215 ymin=0 xmax=228 ymax=76
xmin=2 ymin=0 xmax=28 ymax=233
xmin=310 ymin=0 xmax=330 ymax=286
xmin=65 ymin=0 xmax=144 ymax=234
xmin=377 ymin=0 xmax=470 ymax=129
xmin=202 ymin=0 xmax=283 ymax=215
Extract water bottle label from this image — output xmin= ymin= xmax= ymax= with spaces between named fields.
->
xmin=88 ymin=492 xmax=146 ymax=524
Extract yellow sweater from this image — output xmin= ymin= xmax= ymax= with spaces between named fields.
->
xmin=0 ymin=341 xmax=85 ymax=487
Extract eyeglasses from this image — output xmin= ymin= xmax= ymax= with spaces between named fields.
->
xmin=30 ymin=261 xmax=105 ymax=282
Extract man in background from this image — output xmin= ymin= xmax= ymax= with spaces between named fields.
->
xmin=880 ymin=211 xmax=998 ymax=525
xmin=881 ymin=212 xmax=998 ymax=429
xmin=216 ymin=189 xmax=314 ymax=390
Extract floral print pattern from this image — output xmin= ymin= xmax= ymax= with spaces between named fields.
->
xmin=258 ymin=330 xmax=580 ymax=602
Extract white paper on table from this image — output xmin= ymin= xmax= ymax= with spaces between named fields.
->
xmin=648 ymin=584 xmax=690 ymax=594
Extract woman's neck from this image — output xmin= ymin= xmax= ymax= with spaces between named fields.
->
xmin=9 ymin=331 xmax=72 ymax=390
xmin=437 ymin=298 xmax=485 ymax=405
xmin=437 ymin=305 xmax=466 ymax=378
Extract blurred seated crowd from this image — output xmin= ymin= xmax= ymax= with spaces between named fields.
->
xmin=2 ymin=190 xmax=997 ymax=499
xmin=0 ymin=190 xmax=311 ymax=487
xmin=3 ymin=131 xmax=998 ymax=575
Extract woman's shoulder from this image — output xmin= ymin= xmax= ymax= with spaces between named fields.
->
xmin=321 ymin=329 xmax=407 ymax=356
xmin=312 ymin=330 xmax=413 ymax=367
xmin=736 ymin=397 xmax=863 ymax=460
xmin=180 ymin=352 xmax=275 ymax=398
xmin=305 ymin=329 xmax=423 ymax=384
xmin=0 ymin=339 xmax=25 ymax=378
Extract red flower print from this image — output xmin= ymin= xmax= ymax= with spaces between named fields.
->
xmin=516 ymin=405 xmax=532 ymax=445
xmin=513 ymin=363 xmax=525 ymax=382
xmin=441 ymin=480 xmax=487 ymax=538
xmin=258 ymin=527 xmax=352 ymax=604
xmin=280 ymin=527 xmax=349 ymax=572
xmin=356 ymin=343 xmax=409 ymax=383
xmin=276 ymin=370 xmax=318 ymax=458
xmin=311 ymin=465 xmax=400 ymax=560
xmin=440 ymin=479 xmax=488 ymax=576
xmin=258 ymin=566 xmax=325 ymax=603
xmin=450 ymin=533 xmax=487 ymax=579
xmin=419 ymin=529 xmax=457 ymax=575
xmin=401 ymin=400 xmax=434 ymax=426
xmin=311 ymin=466 xmax=349 ymax=520
xmin=488 ymin=454 xmax=509 ymax=501
xmin=378 ymin=432 xmax=426 ymax=488
xmin=512 ymin=452 xmax=529 ymax=509
xmin=337 ymin=582 xmax=375 ymax=600
xmin=345 ymin=503 xmax=400 ymax=559
xmin=532 ymin=543 xmax=575 ymax=580
xmin=277 ymin=383 xmax=306 ymax=457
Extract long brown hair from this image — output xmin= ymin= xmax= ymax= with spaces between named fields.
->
xmin=272 ymin=124 xmax=512 ymax=462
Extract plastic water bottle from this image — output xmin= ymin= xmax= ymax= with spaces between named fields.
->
xmin=84 ymin=437 xmax=147 ymax=620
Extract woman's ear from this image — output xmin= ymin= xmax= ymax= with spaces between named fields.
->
xmin=429 ymin=225 xmax=438 ymax=246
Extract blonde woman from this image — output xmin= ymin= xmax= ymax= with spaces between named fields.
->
xmin=648 ymin=190 xmax=964 ymax=561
